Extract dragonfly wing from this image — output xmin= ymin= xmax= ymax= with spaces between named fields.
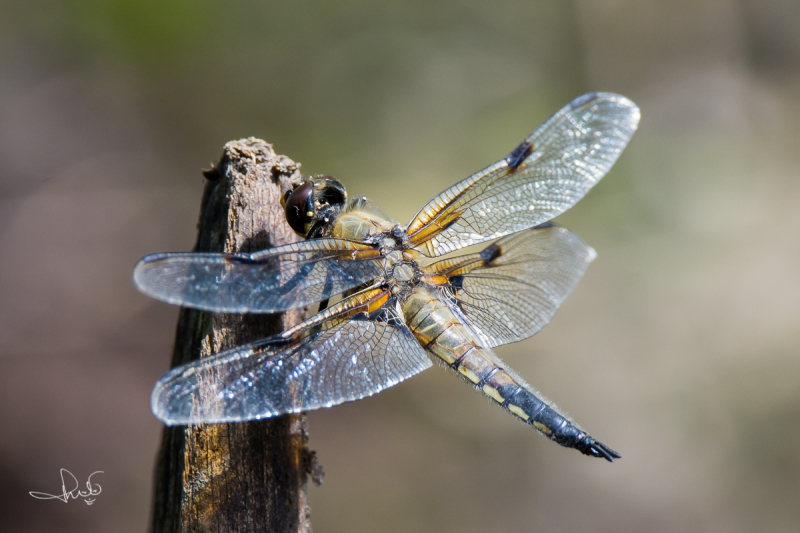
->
xmin=407 ymin=93 xmax=639 ymax=256
xmin=426 ymin=224 xmax=595 ymax=348
xmin=152 ymin=290 xmax=431 ymax=424
xmin=133 ymin=238 xmax=384 ymax=313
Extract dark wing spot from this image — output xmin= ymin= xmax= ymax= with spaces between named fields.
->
xmin=570 ymin=92 xmax=599 ymax=109
xmin=352 ymin=311 xmax=371 ymax=322
xmin=449 ymin=275 xmax=464 ymax=291
xmin=368 ymin=298 xmax=400 ymax=324
xmin=506 ymin=140 xmax=534 ymax=171
xmin=480 ymin=243 xmax=502 ymax=264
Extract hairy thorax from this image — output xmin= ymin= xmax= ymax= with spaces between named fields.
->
xmin=330 ymin=205 xmax=424 ymax=300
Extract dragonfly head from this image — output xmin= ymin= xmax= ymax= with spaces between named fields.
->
xmin=282 ymin=175 xmax=347 ymax=237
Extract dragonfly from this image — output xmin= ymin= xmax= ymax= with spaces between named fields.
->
xmin=134 ymin=92 xmax=639 ymax=461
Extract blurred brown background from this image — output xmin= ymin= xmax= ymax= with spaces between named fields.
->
xmin=2 ymin=0 xmax=799 ymax=531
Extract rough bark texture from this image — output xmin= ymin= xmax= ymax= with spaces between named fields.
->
xmin=149 ymin=138 xmax=317 ymax=533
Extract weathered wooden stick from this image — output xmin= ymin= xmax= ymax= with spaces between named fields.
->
xmin=149 ymin=138 xmax=319 ymax=533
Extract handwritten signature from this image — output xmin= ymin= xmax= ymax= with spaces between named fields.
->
xmin=29 ymin=469 xmax=104 ymax=505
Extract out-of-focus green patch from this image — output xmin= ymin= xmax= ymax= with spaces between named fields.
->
xmin=70 ymin=0 xmax=213 ymax=65
xmin=2 ymin=0 xmax=213 ymax=67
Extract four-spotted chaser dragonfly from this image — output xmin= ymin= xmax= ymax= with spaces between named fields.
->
xmin=134 ymin=92 xmax=639 ymax=461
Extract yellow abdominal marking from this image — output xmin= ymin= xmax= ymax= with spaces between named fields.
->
xmin=457 ymin=364 xmax=481 ymax=384
xmin=508 ymin=404 xmax=530 ymax=421
xmin=482 ymin=384 xmax=504 ymax=403
xmin=433 ymin=347 xmax=457 ymax=365
xmin=533 ymin=421 xmax=553 ymax=435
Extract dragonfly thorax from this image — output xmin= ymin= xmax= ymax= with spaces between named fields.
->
xmin=392 ymin=263 xmax=416 ymax=282
xmin=373 ymin=229 xmax=422 ymax=295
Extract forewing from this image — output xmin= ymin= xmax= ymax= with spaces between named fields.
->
xmin=151 ymin=291 xmax=431 ymax=424
xmin=428 ymin=224 xmax=596 ymax=348
xmin=133 ymin=238 xmax=383 ymax=313
xmin=407 ymin=93 xmax=639 ymax=256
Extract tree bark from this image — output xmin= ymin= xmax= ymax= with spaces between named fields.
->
xmin=149 ymin=138 xmax=320 ymax=533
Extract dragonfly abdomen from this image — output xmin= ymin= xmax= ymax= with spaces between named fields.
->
xmin=402 ymin=288 xmax=620 ymax=460
xmin=451 ymin=346 xmax=581 ymax=446
xmin=403 ymin=290 xmax=479 ymax=365
xmin=403 ymin=289 xmax=553 ymax=430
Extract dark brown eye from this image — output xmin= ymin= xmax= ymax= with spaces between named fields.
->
xmin=284 ymin=181 xmax=314 ymax=236
xmin=281 ymin=189 xmax=292 ymax=208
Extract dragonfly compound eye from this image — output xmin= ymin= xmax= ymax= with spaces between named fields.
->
xmin=284 ymin=181 xmax=315 ymax=236
xmin=312 ymin=175 xmax=347 ymax=209
xmin=280 ymin=188 xmax=292 ymax=208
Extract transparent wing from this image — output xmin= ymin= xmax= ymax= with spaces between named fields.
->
xmin=425 ymin=224 xmax=595 ymax=348
xmin=133 ymin=238 xmax=384 ymax=313
xmin=151 ymin=288 xmax=432 ymax=424
xmin=406 ymin=93 xmax=639 ymax=256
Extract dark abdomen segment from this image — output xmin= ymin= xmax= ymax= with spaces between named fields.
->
xmin=402 ymin=288 xmax=620 ymax=461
